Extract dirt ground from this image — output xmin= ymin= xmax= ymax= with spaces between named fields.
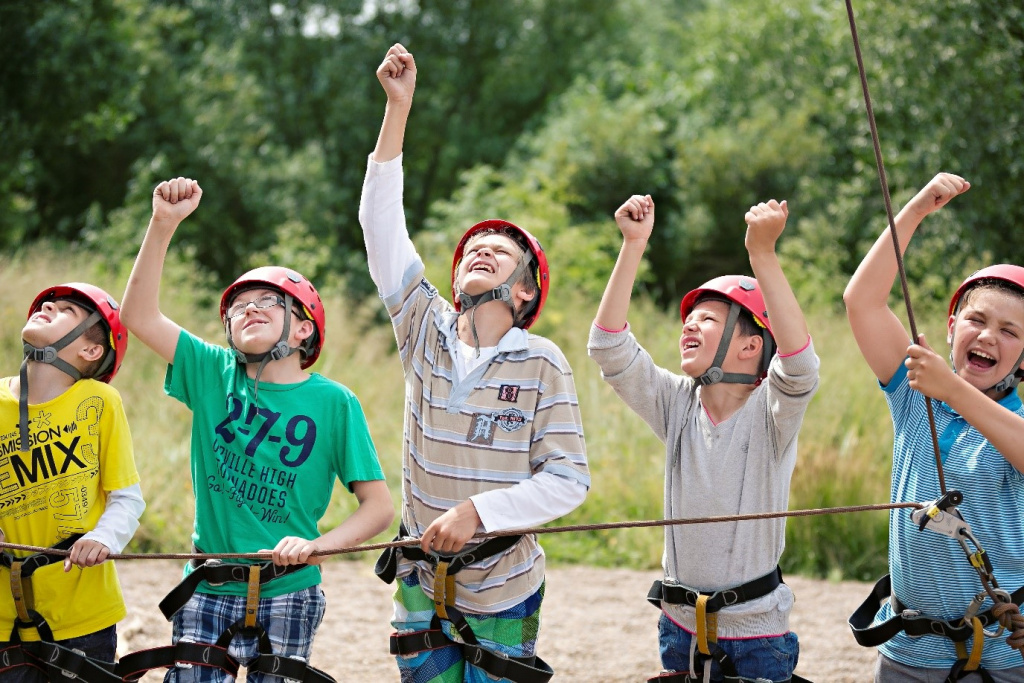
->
xmin=115 ymin=559 xmax=877 ymax=682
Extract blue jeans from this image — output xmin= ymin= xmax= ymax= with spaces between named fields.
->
xmin=0 ymin=625 xmax=117 ymax=683
xmin=658 ymin=613 xmax=799 ymax=682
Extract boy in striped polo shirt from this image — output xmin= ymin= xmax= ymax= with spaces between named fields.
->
xmin=360 ymin=44 xmax=590 ymax=682
xmin=845 ymin=172 xmax=1024 ymax=681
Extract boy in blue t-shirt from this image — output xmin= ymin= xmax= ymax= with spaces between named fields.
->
xmin=845 ymin=172 xmax=1024 ymax=681
xmin=120 ymin=176 xmax=394 ymax=680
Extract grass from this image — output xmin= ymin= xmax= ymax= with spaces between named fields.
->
xmin=0 ymin=243 xmax=946 ymax=580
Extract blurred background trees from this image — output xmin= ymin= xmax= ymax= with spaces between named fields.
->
xmin=3 ymin=0 xmax=1021 ymax=308
xmin=4 ymin=0 xmax=1023 ymax=576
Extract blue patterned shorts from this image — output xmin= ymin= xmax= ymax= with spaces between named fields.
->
xmin=164 ymin=586 xmax=326 ymax=683
xmin=391 ymin=572 xmax=543 ymax=683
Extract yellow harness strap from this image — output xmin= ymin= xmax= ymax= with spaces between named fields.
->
xmin=695 ymin=594 xmax=718 ymax=656
xmin=10 ymin=561 xmax=32 ymax=623
xmin=953 ymin=617 xmax=985 ymax=672
xmin=244 ymin=564 xmax=262 ymax=629
xmin=433 ymin=561 xmax=456 ymax=621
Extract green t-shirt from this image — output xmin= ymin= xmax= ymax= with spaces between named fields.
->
xmin=165 ymin=329 xmax=384 ymax=597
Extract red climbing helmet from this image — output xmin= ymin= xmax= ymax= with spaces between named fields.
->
xmin=948 ymin=264 xmax=1024 ymax=316
xmin=220 ymin=266 xmax=326 ymax=368
xmin=451 ymin=219 xmax=550 ymax=329
xmin=680 ymin=275 xmax=773 ymax=338
xmin=27 ymin=283 xmax=129 ymax=383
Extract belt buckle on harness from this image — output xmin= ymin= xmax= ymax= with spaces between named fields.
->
xmin=717 ymin=589 xmax=740 ymax=607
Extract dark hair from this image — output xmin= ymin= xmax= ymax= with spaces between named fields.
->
xmin=693 ymin=294 xmax=761 ymax=338
xmin=958 ymin=278 xmax=1024 ymax=314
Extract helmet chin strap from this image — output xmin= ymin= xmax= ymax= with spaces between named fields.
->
xmin=695 ymin=303 xmax=774 ymax=387
xmin=19 ymin=309 xmax=105 ymax=452
xmin=456 ymin=251 xmax=535 ymax=357
xmin=226 ymin=293 xmax=302 ymax=404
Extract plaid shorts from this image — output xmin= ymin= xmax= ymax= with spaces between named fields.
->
xmin=164 ymin=585 xmax=326 ymax=683
xmin=392 ymin=572 xmax=543 ymax=683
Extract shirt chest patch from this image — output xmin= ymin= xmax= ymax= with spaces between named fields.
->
xmin=497 ymin=384 xmax=520 ymax=403
xmin=465 ymin=408 xmax=529 ymax=445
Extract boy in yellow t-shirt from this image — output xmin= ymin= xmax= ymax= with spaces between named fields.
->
xmin=0 ymin=283 xmax=144 ymax=682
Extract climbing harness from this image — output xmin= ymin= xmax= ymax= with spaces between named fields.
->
xmin=849 ymin=491 xmax=1024 ymax=682
xmin=646 ymin=568 xmax=811 ymax=683
xmin=1 ymin=535 xmax=125 ymax=682
xmin=376 ymin=524 xmax=553 ymax=682
xmin=117 ymin=555 xmax=335 ymax=682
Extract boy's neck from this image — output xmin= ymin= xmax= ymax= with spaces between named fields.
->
xmin=13 ymin=362 xmax=79 ymax=404
xmin=455 ymin=302 xmax=516 ymax=348
xmin=698 ymin=381 xmax=757 ymax=424
xmin=244 ymin=356 xmax=309 ymax=384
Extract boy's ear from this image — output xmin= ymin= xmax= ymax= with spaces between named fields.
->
xmin=515 ymin=286 xmax=537 ymax=305
xmin=947 ymin=314 xmax=956 ymax=345
xmin=78 ymin=342 xmax=105 ymax=364
xmin=736 ymin=333 xmax=763 ymax=361
xmin=293 ymin=318 xmax=315 ymax=342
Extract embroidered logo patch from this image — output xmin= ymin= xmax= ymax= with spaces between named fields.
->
xmin=497 ymin=384 xmax=520 ymax=403
xmin=494 ymin=408 xmax=528 ymax=433
xmin=419 ymin=279 xmax=437 ymax=299
xmin=467 ymin=414 xmax=496 ymax=445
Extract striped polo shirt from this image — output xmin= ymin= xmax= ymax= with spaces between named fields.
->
xmin=386 ymin=268 xmax=590 ymax=614
xmin=877 ymin=362 xmax=1024 ymax=670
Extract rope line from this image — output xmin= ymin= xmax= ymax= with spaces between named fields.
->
xmin=0 ymin=501 xmax=918 ymax=561
xmin=844 ymin=0 xmax=945 ymax=494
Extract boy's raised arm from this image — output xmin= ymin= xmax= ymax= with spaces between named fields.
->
xmin=744 ymin=200 xmax=807 ymax=355
xmin=594 ymin=194 xmax=655 ymax=332
xmin=371 ymin=43 xmax=416 ymax=164
xmin=843 ymin=173 xmax=970 ymax=383
xmin=120 ymin=177 xmax=202 ymax=364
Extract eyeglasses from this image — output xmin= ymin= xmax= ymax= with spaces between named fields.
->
xmin=226 ymin=294 xmax=285 ymax=319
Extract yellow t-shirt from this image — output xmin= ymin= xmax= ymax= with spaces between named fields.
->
xmin=0 ymin=377 xmax=140 ymax=640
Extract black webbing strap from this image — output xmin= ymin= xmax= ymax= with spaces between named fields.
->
xmin=218 ymin=619 xmax=337 ymax=683
xmin=390 ymin=612 xmax=553 ymax=683
xmin=945 ymin=658 xmax=996 ymax=683
xmin=848 ymin=574 xmax=1024 ymax=647
xmin=115 ymin=641 xmax=240 ymax=682
xmin=158 ymin=559 xmax=306 ymax=620
xmin=374 ymin=523 xmax=523 ymax=585
xmin=648 ymin=671 xmax=810 ymax=683
xmin=0 ymin=643 xmax=44 ymax=676
xmin=648 ymin=566 xmax=783 ymax=612
xmin=29 ymin=640 xmax=121 ymax=683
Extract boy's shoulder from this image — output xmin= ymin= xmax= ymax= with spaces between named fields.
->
xmin=524 ymin=332 xmax=573 ymax=370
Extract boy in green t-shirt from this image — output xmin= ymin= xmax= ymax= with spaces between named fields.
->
xmin=120 ymin=176 xmax=393 ymax=680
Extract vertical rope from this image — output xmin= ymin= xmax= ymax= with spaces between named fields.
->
xmin=844 ymin=0 xmax=946 ymax=494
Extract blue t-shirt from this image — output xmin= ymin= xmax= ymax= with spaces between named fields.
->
xmin=876 ymin=362 xmax=1024 ymax=669
xmin=165 ymin=329 xmax=385 ymax=597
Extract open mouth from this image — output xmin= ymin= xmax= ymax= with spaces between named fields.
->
xmin=966 ymin=349 xmax=997 ymax=370
xmin=469 ymin=262 xmax=495 ymax=274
